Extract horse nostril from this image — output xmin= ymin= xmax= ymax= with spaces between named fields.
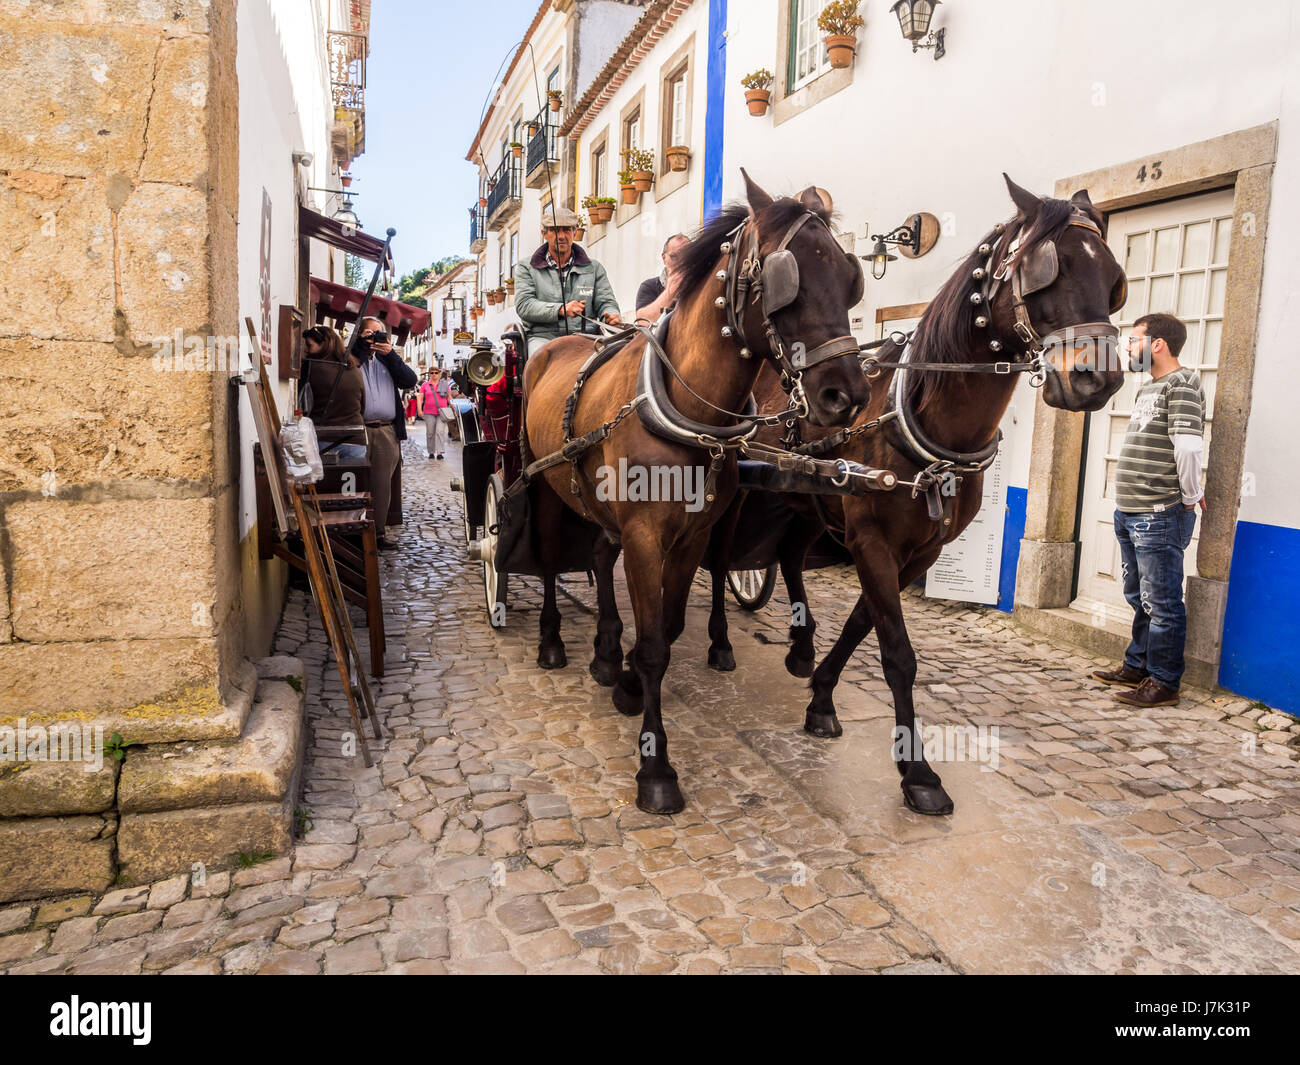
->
xmin=818 ymin=387 xmax=852 ymax=417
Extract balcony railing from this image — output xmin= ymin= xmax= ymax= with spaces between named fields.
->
xmin=525 ymin=107 xmax=561 ymax=190
xmin=469 ymin=203 xmax=486 ymax=252
xmin=485 ymin=156 xmax=521 ymax=230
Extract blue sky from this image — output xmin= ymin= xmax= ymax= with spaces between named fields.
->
xmin=352 ymin=0 xmax=544 ymax=277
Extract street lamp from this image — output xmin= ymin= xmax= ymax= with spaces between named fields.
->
xmin=890 ymin=0 xmax=946 ymax=59
xmin=864 ymin=216 xmax=923 ymax=280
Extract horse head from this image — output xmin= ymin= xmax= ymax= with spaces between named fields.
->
xmin=998 ymin=175 xmax=1128 ymax=413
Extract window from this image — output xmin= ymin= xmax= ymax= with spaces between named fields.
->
xmin=668 ymin=68 xmax=687 ymax=147
xmin=509 ymin=230 xmax=518 ymax=272
xmin=498 ymin=243 xmax=505 ymax=287
xmin=789 ymin=0 xmax=830 ymax=91
xmin=623 ymin=108 xmax=641 ymax=156
xmin=548 ymin=66 xmax=560 ymax=94
xmin=592 ymin=142 xmax=607 ymax=198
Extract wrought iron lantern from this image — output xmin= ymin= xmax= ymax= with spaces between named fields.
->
xmin=864 ymin=216 xmax=922 ymax=280
xmin=890 ymin=0 xmax=946 ymax=59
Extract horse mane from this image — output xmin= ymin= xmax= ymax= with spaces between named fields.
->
xmin=676 ymin=197 xmax=827 ymax=301
xmin=907 ymin=196 xmax=1078 ymax=412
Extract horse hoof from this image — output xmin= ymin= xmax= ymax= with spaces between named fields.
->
xmin=785 ymin=649 xmax=814 ymax=679
xmin=803 ymin=709 xmax=843 ymax=738
xmin=636 ymin=777 xmax=685 ymax=815
xmin=537 ymin=644 xmax=567 ymax=671
xmin=707 ymin=646 xmax=736 ymax=672
xmin=901 ymin=780 xmax=954 ymax=817
xmin=612 ymin=679 xmax=641 ymax=717
xmin=589 ymin=657 xmax=619 ymax=687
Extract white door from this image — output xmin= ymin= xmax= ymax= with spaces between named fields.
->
xmin=1072 ymin=188 xmax=1234 ymax=622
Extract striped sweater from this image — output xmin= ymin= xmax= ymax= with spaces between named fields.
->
xmin=1114 ymin=366 xmax=1205 ymax=513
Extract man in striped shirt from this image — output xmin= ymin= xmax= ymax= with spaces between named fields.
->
xmin=1090 ymin=313 xmax=1206 ymax=707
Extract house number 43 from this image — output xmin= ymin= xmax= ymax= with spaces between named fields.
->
xmin=1136 ymin=160 xmax=1163 ymax=183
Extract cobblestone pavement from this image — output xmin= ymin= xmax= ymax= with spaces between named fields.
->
xmin=3 ymin=436 xmax=1299 ymax=974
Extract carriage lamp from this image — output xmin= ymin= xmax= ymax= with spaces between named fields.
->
xmin=864 ymin=216 xmax=923 ymax=280
xmin=333 ymin=198 xmax=361 ymax=231
xmin=890 ymin=0 xmax=946 ymax=59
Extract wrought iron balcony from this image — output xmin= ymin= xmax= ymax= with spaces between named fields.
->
xmin=485 ymin=156 xmax=521 ymax=231
xmin=469 ymin=202 xmax=487 ymax=253
xmin=525 ymin=107 xmax=561 ymax=191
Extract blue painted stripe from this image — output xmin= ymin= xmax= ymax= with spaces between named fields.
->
xmin=997 ymin=486 xmax=1028 ymax=613
xmin=1219 ymin=520 xmax=1300 ymax=717
xmin=702 ymin=0 xmax=727 ymax=224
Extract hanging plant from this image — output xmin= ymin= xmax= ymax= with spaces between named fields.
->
xmin=547 ymin=89 xmax=563 ymax=113
xmin=666 ymin=145 xmax=690 ymax=172
xmin=623 ymin=147 xmax=655 ymax=192
xmin=526 ymin=120 xmax=540 ymax=139
xmin=590 ymin=196 xmax=616 ymax=223
xmin=510 ymin=141 xmax=523 ymax=159
xmin=740 ymin=68 xmax=773 ymax=116
xmin=818 ymin=0 xmax=863 ymax=68
xmin=618 ymin=168 xmax=639 ymax=205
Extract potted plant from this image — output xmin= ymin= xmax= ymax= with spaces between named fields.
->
xmin=587 ymin=195 xmax=615 ymax=224
xmin=526 ymin=120 xmax=539 ymax=139
xmin=479 ymin=195 xmax=487 ymax=208
xmin=666 ymin=145 xmax=690 ymax=172
xmin=618 ymin=169 xmax=639 ymax=204
xmin=818 ymin=0 xmax=863 ymax=69
xmin=510 ymin=141 xmax=523 ymax=159
xmin=574 ymin=212 xmax=588 ymax=242
xmin=741 ymin=69 xmax=773 ymax=115
xmin=547 ymin=89 xmax=563 ymax=113
xmin=624 ymin=148 xmax=655 ymax=192
xmin=506 ymin=277 xmax=516 ymax=293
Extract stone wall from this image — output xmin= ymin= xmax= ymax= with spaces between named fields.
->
xmin=0 ymin=0 xmax=281 ymax=900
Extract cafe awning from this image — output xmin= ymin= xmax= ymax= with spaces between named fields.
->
xmin=299 ymin=204 xmax=395 ymax=269
xmin=309 ymin=276 xmax=430 ymax=345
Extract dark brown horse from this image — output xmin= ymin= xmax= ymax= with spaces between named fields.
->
xmin=704 ymin=175 xmax=1128 ymax=815
xmin=522 ymin=173 xmax=871 ymax=814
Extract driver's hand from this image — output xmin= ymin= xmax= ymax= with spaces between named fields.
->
xmin=561 ymin=299 xmax=586 ymax=318
xmin=603 ymin=311 xmax=622 ymax=326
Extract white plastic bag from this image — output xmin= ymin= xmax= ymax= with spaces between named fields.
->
xmin=280 ymin=414 xmax=324 ymax=485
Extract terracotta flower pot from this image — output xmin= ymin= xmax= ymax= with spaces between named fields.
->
xmin=745 ymin=89 xmax=771 ymax=116
xmin=825 ymin=34 xmax=856 ymax=69
xmin=621 ymin=184 xmax=638 ymax=205
xmin=506 ymin=279 xmax=515 ymax=292
xmin=666 ymin=147 xmax=690 ymax=172
xmin=479 ymin=197 xmax=487 ymax=208
xmin=632 ymin=170 xmax=653 ymax=193
xmin=526 ymin=122 xmax=539 ymax=138
xmin=594 ymin=204 xmax=614 ymax=223
xmin=574 ymin=228 xmax=585 ymax=242
xmin=548 ymin=95 xmax=562 ymax=113
xmin=511 ymin=145 xmax=522 ymax=159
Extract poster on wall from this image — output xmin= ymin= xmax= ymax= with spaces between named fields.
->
xmin=924 ymin=448 xmax=1006 ymax=606
xmin=258 ymin=188 xmax=273 ymax=364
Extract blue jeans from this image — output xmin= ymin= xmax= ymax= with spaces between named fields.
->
xmin=1114 ymin=506 xmax=1197 ymax=690
xmin=325 ymin=443 xmax=367 ymax=462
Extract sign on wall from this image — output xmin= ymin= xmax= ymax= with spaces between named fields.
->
xmin=924 ymin=448 xmax=1006 ymax=606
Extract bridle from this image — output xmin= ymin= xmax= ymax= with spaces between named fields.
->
xmin=720 ymin=210 xmax=863 ymax=416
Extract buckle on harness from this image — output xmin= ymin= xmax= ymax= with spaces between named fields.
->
xmin=994 ymin=361 xmax=1012 ymax=374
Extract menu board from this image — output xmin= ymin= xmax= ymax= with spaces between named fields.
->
xmin=924 ymin=448 xmax=1006 ymax=606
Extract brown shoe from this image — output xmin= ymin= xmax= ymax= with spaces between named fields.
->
xmin=1113 ymin=677 xmax=1180 ymax=707
xmin=1090 ymin=664 xmax=1147 ymax=688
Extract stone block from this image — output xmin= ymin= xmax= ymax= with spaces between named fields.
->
xmin=116 ymin=182 xmax=211 ymax=342
xmin=7 ymin=497 xmax=216 ymax=642
xmin=0 ymin=20 xmax=153 ymax=177
xmin=13 ymin=0 xmax=213 ymax=34
xmin=1014 ymin=539 xmax=1078 ymax=610
xmin=0 ymin=814 xmax=114 ymax=904
xmin=0 ymin=172 xmax=115 ymax=342
xmin=118 ymin=678 xmax=304 ymax=813
xmin=1185 ymin=576 xmax=1229 ymax=666
xmin=139 ymin=35 xmax=211 ymax=185
xmin=0 ymin=639 xmax=256 ymax=744
xmin=0 ymin=338 xmax=217 ymax=493
xmin=117 ymin=794 xmax=294 ymax=884
xmin=0 ymin=756 xmax=118 ymax=817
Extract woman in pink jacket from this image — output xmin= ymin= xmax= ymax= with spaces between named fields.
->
xmin=421 ymin=370 xmax=451 ymax=459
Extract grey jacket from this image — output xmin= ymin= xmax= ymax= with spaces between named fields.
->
xmin=514 ymin=244 xmax=619 ymax=343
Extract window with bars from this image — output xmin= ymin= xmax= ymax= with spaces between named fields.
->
xmin=788 ymin=0 xmax=830 ymax=92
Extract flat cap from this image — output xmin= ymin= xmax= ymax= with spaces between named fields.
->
xmin=541 ymin=204 xmax=582 ymax=229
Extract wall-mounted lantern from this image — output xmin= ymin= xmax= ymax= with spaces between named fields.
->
xmin=863 ymin=212 xmax=940 ymax=279
xmin=890 ymin=0 xmax=946 ymax=60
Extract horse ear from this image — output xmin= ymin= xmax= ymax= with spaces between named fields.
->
xmin=1003 ymin=173 xmax=1042 ymax=221
xmin=741 ymin=167 xmax=775 ymax=216
xmin=799 ymin=185 xmax=833 ymax=217
xmin=1071 ymin=188 xmax=1094 ymax=210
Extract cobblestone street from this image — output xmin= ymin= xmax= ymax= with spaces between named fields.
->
xmin=2 ymin=437 xmax=1298 ymax=975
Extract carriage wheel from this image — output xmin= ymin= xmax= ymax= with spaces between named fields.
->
xmin=727 ymin=565 xmax=777 ymax=611
xmin=481 ymin=473 xmax=508 ymax=627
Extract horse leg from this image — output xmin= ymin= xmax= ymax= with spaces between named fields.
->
xmin=619 ymin=524 xmax=684 ymax=815
xmin=804 ymin=593 xmax=875 ymax=738
xmin=781 ymin=516 xmax=823 ymax=679
xmin=705 ymin=497 xmax=741 ymax=672
xmin=534 ymin=484 xmax=567 ymax=670
xmin=589 ymin=535 xmax=623 ymax=687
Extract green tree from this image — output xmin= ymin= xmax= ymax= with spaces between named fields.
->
xmin=344 ymin=253 xmax=366 ymax=288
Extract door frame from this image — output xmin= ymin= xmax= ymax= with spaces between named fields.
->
xmin=1014 ymin=122 xmax=1277 ymax=687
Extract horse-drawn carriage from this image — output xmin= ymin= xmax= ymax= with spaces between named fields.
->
xmin=448 ymin=171 xmax=1127 ymax=818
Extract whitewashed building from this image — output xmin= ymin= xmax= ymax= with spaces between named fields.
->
xmin=465 ymin=0 xmax=647 ymax=338
xmin=423 ymin=260 xmax=481 ymax=369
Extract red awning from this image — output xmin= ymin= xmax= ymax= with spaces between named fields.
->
xmin=299 ymin=204 xmax=395 ymax=268
xmin=309 ymin=276 xmax=430 ymax=345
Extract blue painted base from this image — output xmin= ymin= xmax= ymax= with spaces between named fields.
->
xmin=1220 ymin=520 xmax=1300 ymax=717
xmin=997 ymin=486 xmax=1028 ymax=613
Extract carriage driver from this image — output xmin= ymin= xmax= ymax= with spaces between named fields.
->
xmin=514 ymin=205 xmax=621 ymax=355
